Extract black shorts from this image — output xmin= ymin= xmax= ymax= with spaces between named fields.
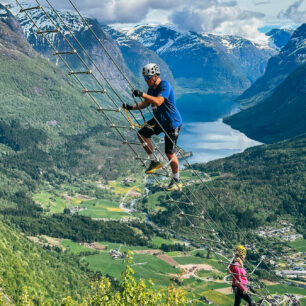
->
xmin=138 ymin=118 xmax=181 ymax=154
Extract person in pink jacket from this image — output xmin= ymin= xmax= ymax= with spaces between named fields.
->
xmin=229 ymin=245 xmax=255 ymax=306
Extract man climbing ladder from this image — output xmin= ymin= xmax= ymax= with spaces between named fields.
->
xmin=123 ymin=63 xmax=183 ymax=191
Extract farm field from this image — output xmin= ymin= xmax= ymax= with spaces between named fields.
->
xmin=61 ymin=240 xmax=98 ymax=254
xmin=59 ymin=238 xmax=306 ymax=304
xmin=79 ymin=199 xmax=130 ymax=219
xmin=86 ymin=252 xmax=180 ymax=287
xmin=33 ymin=191 xmax=67 ymax=213
xmin=266 ymin=284 xmax=306 ymax=296
xmin=33 ymin=190 xmax=133 ymax=219
xmin=288 ymin=238 xmax=306 ymax=252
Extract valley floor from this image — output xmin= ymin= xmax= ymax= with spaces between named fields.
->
xmin=29 ymin=172 xmax=306 ymax=305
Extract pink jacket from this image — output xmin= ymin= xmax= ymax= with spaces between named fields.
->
xmin=229 ymin=261 xmax=248 ymax=292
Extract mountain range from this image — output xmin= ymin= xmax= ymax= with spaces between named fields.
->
xmin=8 ymin=3 xmax=291 ymax=97
xmin=237 ymin=23 xmax=306 ymax=109
xmin=224 ymin=24 xmax=306 ymax=143
xmin=115 ymin=24 xmax=279 ymax=94
xmin=9 ymin=2 xmax=136 ymax=93
xmin=224 ymin=63 xmax=306 ymax=143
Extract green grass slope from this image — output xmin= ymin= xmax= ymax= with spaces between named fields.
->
xmin=224 ymin=63 xmax=306 ymax=143
xmin=0 ymin=217 xmax=89 ymax=304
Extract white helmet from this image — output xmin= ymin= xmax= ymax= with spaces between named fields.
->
xmin=142 ymin=63 xmax=160 ymax=76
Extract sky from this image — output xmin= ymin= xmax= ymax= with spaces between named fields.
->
xmin=8 ymin=0 xmax=306 ymax=40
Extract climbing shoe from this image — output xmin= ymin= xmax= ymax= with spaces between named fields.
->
xmin=145 ymin=160 xmax=163 ymax=174
xmin=166 ymin=178 xmax=183 ymax=191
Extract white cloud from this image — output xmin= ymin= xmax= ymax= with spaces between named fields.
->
xmin=170 ymin=4 xmax=266 ymax=40
xmin=278 ymin=0 xmax=306 ymax=23
xmin=13 ymin=0 xmax=300 ymax=38
xmin=39 ymin=0 xmax=242 ymax=25
xmin=254 ymin=1 xmax=271 ymax=5
xmin=39 ymin=0 xmax=267 ymax=40
xmin=40 ymin=0 xmax=177 ymax=24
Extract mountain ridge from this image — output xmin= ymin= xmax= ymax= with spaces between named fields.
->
xmin=117 ymin=24 xmax=277 ymax=93
xmin=237 ymin=23 xmax=306 ymax=109
xmin=224 ymin=63 xmax=306 ymax=143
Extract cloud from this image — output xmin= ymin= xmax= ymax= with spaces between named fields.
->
xmin=19 ymin=0 xmax=267 ymax=39
xmin=41 ymin=0 xmax=177 ymax=24
xmin=254 ymin=1 xmax=270 ymax=5
xmin=170 ymin=4 xmax=265 ymax=40
xmin=41 ymin=0 xmax=239 ymax=24
xmin=277 ymin=0 xmax=306 ymax=23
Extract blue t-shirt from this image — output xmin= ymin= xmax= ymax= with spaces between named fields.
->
xmin=147 ymin=80 xmax=182 ymax=131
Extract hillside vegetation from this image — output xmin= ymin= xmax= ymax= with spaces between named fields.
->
xmin=147 ymin=135 xmax=306 ymax=240
xmin=0 ymin=217 xmax=89 ymax=303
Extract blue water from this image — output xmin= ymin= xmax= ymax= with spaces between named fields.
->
xmin=176 ymin=93 xmax=261 ymax=163
xmin=178 ymin=120 xmax=261 ymax=164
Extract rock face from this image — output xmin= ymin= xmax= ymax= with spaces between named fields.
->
xmin=117 ymin=24 xmax=277 ymax=94
xmin=237 ymin=24 xmax=306 ymax=109
xmin=224 ymin=63 xmax=306 ymax=144
xmin=266 ymin=28 xmax=293 ymax=50
xmin=0 ymin=3 xmax=34 ymax=58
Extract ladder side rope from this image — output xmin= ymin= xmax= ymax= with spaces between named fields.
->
xmin=62 ymin=0 xmax=256 ymax=240
xmin=29 ymin=1 xmax=244 ymax=260
xmin=64 ymin=0 xmax=239 ymax=226
xmin=61 ymin=3 xmax=260 ymax=251
xmin=40 ymin=0 xmax=150 ymax=128
xmin=65 ymin=0 xmax=255 ymax=242
xmin=62 ymin=3 xmax=287 ymax=276
xmin=17 ymin=2 xmax=292 ymax=302
xmin=16 ymin=0 xmax=257 ymax=286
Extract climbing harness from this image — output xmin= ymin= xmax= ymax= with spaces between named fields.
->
xmin=123 ymin=107 xmax=155 ymax=130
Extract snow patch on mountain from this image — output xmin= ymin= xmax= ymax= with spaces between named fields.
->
xmin=8 ymin=2 xmax=86 ymax=41
xmin=121 ymin=24 xmax=275 ymax=57
xmin=156 ymin=38 xmax=174 ymax=54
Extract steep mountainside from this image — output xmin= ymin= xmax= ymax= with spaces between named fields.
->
xmin=119 ymin=25 xmax=276 ymax=93
xmin=0 ymin=3 xmax=34 ymax=57
xmin=266 ymin=28 xmax=293 ymax=50
xmin=0 ymin=3 xmax=139 ymax=179
xmin=238 ymin=23 xmax=306 ymax=109
xmin=224 ymin=63 xmax=306 ymax=143
xmin=0 ymin=218 xmax=89 ymax=303
xmin=0 ymin=8 xmax=145 ymax=301
xmin=9 ymin=3 xmax=137 ymax=91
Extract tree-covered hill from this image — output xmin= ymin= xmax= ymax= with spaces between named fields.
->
xmin=0 ymin=217 xmax=89 ymax=304
xmin=148 ymin=135 xmax=306 ymax=241
xmin=223 ymin=63 xmax=306 ymax=143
